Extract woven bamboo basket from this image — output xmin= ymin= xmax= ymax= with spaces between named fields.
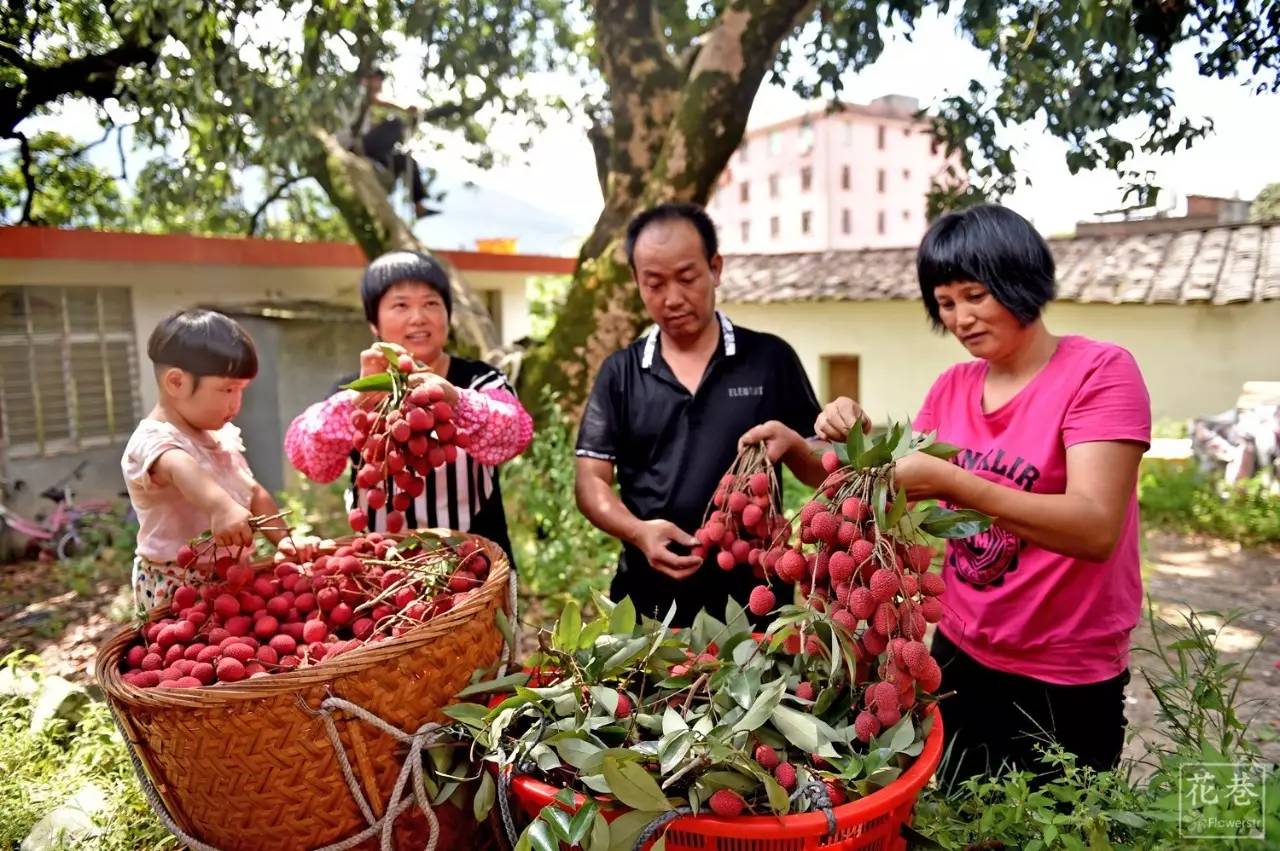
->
xmin=95 ymin=531 xmax=511 ymax=851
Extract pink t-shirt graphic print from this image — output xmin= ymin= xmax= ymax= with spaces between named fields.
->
xmin=914 ymin=336 xmax=1151 ymax=685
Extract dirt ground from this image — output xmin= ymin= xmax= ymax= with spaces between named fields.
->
xmin=1 ymin=531 xmax=1276 ymax=764
xmin=1125 ymin=530 xmax=1280 ymax=767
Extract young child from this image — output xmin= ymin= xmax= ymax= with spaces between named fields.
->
xmin=122 ymin=309 xmax=284 ymax=613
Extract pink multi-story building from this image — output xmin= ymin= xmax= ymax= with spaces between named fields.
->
xmin=709 ymin=95 xmax=949 ymax=253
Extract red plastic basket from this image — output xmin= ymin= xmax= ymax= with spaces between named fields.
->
xmin=509 ymin=705 xmax=944 ymax=850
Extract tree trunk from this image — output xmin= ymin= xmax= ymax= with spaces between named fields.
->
xmin=308 ymin=129 xmax=506 ymax=365
xmin=520 ymin=0 xmax=812 ymax=418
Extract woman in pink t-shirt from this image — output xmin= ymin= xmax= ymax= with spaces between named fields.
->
xmin=818 ymin=205 xmax=1151 ymax=782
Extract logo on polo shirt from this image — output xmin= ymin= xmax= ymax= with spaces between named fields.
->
xmin=727 ymin=385 xmax=764 ymax=398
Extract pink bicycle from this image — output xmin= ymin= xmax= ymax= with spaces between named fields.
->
xmin=0 ymin=461 xmax=121 ymax=563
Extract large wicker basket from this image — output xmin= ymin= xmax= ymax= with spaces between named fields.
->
xmin=95 ymin=531 xmax=511 ymax=851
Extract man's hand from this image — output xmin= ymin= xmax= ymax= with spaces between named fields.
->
xmin=210 ymin=500 xmax=254 ymax=548
xmin=815 ymin=397 xmax=871 ymax=443
xmin=739 ymin=420 xmax=806 ymax=464
xmin=631 ymin=519 xmax=701 ymax=580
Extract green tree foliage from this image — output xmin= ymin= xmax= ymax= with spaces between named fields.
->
xmin=1251 ymin=181 xmax=1280 ymax=222
xmin=0 ymin=132 xmax=124 ymax=226
xmin=524 ymin=0 xmax=1280 ymax=412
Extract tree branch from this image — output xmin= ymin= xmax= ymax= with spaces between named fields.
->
xmin=67 ymin=120 xmax=116 ymax=160
xmin=2 ymin=41 xmax=160 ymax=137
xmin=586 ymin=104 xmax=611 ymax=197
xmin=115 ymin=123 xmax=127 ymax=180
xmin=246 ymin=174 xmax=306 ymax=236
xmin=15 ymin=132 xmax=37 ymax=224
xmin=578 ymin=0 xmax=686 ymax=258
xmin=307 ymin=128 xmax=504 ymax=361
xmin=643 ymin=0 xmax=815 ymax=203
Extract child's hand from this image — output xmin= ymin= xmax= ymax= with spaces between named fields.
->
xmin=276 ymin=533 xmax=321 ymax=563
xmin=210 ymin=501 xmax=254 ymax=547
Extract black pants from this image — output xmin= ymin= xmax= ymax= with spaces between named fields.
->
xmin=361 ymin=117 xmax=426 ymax=204
xmin=610 ymin=553 xmax=763 ymax=630
xmin=931 ymin=630 xmax=1130 ymax=787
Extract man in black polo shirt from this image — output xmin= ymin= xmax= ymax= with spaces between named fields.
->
xmin=575 ymin=203 xmax=826 ymax=626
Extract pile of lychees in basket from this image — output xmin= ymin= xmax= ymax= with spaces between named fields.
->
xmin=729 ymin=428 xmax=988 ymax=742
xmin=344 ymin=345 xmax=470 ymax=534
xmin=118 ymin=531 xmax=492 ymax=690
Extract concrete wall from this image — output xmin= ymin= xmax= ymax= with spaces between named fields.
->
xmin=0 ymin=258 xmax=534 ymax=414
xmin=244 ymin=316 xmax=371 ymax=494
xmin=3 ymin=443 xmax=127 ymax=520
xmin=0 ymin=257 xmax=537 ymax=503
xmin=722 ymin=299 xmax=1280 ymax=424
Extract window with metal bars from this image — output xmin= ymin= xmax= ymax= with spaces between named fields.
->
xmin=0 ymin=286 xmax=140 ymax=458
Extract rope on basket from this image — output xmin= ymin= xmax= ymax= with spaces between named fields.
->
xmin=496 ymin=566 xmax=520 ymax=677
xmin=632 ymin=806 xmax=694 ymax=851
xmin=792 ymin=781 xmax=837 ymax=836
xmin=309 ymin=695 xmax=445 ymax=851
xmin=496 ymin=759 xmax=537 ymax=847
xmin=107 ymin=702 xmax=224 ymax=851
xmin=108 ymin=696 xmax=447 ymax=851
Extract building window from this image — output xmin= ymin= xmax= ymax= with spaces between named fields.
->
xmin=801 ymin=211 xmax=812 ymax=234
xmin=841 ymin=208 xmax=851 ymax=234
xmin=903 ymin=127 xmax=911 ymax=137
xmin=902 ymin=168 xmax=911 ymax=181
xmin=768 ymin=173 xmax=779 ymax=198
xmin=902 ymin=210 xmax=911 ymax=221
xmin=841 ymin=165 xmax=851 ymax=190
xmin=823 ymin=355 xmax=860 ymax=405
xmin=739 ymin=181 xmax=750 ymax=203
xmin=0 ymin=286 xmax=139 ymax=457
xmin=877 ymin=211 xmax=886 ymax=234
xmin=800 ymin=166 xmax=812 ymax=192
xmin=740 ymin=220 xmax=750 ymax=242
xmin=770 ymin=216 xmax=780 ymax=238
xmin=877 ymin=125 xmax=886 ymax=149
xmin=877 ymin=169 xmax=886 ymax=193
xmin=798 ymin=119 xmax=814 ymax=153
xmin=768 ymin=131 xmax=783 ymax=155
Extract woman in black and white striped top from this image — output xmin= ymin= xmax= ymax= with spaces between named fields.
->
xmin=286 ymin=251 xmax=533 ymax=564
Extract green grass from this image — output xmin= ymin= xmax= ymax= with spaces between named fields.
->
xmin=0 ymin=654 xmax=171 ymax=849
xmin=1139 ymin=460 xmax=1280 ymax=547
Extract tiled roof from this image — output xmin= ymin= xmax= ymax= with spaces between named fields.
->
xmin=720 ymin=221 xmax=1280 ymax=305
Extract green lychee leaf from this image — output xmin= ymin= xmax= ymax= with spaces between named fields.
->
xmin=918 ymin=440 xmax=962 ymax=460
xmin=608 ymin=596 xmax=636 ymax=634
xmin=846 ymin=420 xmax=865 ymax=462
xmin=340 ymin=373 xmax=395 ymax=393
xmin=602 ymin=756 xmax=671 ymax=812
xmin=555 ymin=599 xmax=581 ymax=651
xmin=919 ymin=507 xmax=992 ymax=539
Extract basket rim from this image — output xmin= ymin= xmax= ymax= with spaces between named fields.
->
xmin=94 ymin=531 xmax=511 ymax=708
xmin=508 ymin=703 xmax=944 ymax=835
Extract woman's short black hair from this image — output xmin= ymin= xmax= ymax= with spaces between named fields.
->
xmin=147 ymin=309 xmax=258 ymax=382
xmin=360 ymin=250 xmax=452 ymax=324
xmin=625 ymin=203 xmax=718 ymax=270
xmin=916 ymin=204 xmax=1056 ymax=329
